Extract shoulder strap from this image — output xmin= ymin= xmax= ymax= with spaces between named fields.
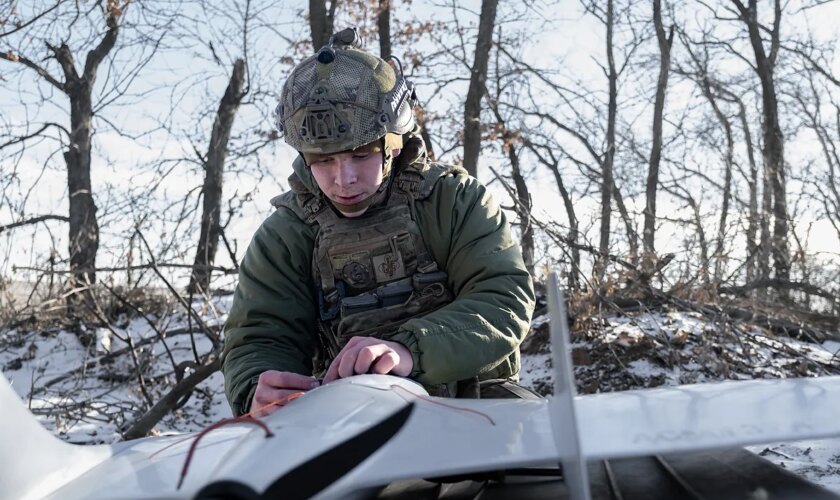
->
xmin=270 ymin=172 xmax=332 ymax=224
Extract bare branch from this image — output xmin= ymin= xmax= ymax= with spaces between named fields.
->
xmin=83 ymin=7 xmax=121 ymax=81
xmin=0 ymin=1 xmax=64 ymax=39
xmin=0 ymin=214 xmax=70 ymax=235
xmin=0 ymin=51 xmax=65 ymax=91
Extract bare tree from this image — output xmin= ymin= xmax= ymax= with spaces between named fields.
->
xmin=642 ymin=0 xmax=674 ymax=257
xmin=386 ymin=2 xmax=436 ymax=159
xmin=734 ymin=96 xmax=762 ymax=283
xmin=462 ymin=0 xmax=499 ymax=178
xmin=784 ymin=25 xmax=840 ymax=252
xmin=486 ymin=59 xmax=535 ymax=275
xmin=577 ymin=0 xmax=621 ymax=281
xmin=0 ymin=2 xmax=126 ymax=296
xmin=377 ymin=0 xmax=391 ymax=60
xmin=731 ymin=0 xmax=790 ymax=288
xmin=188 ymin=58 xmax=247 ymax=295
xmin=600 ymin=0 xmax=618 ymax=277
xmin=524 ymin=137 xmax=582 ymax=289
xmin=794 ymin=69 xmax=840 ymax=248
xmin=678 ymin=32 xmax=736 ymax=284
xmin=309 ymin=0 xmax=338 ymax=50
xmin=663 ymin=179 xmax=711 ymax=286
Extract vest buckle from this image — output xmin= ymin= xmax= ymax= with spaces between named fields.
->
xmin=318 ymin=281 xmax=345 ymax=321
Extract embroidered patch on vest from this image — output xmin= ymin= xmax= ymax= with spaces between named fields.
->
xmin=372 ymin=252 xmax=406 ymax=281
xmin=342 ymin=261 xmax=372 ymax=288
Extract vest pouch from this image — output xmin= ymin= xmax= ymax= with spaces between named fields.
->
xmin=376 ymin=279 xmax=414 ymax=307
xmin=413 ymin=271 xmax=448 ymax=298
xmin=335 ymin=287 xmax=453 ymax=346
xmin=340 ymin=293 xmax=379 ymax=317
xmin=413 ymin=271 xmax=448 ymax=287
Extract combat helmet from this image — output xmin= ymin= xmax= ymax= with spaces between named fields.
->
xmin=274 ymin=28 xmax=417 ymax=157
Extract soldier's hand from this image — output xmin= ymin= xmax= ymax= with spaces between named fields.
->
xmin=323 ymin=336 xmax=413 ymax=384
xmin=249 ymin=370 xmax=320 ymax=417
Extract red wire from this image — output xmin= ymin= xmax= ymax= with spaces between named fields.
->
xmin=164 ymin=385 xmax=497 ymax=490
xmin=168 ymin=391 xmax=305 ymax=490
xmin=177 ymin=415 xmax=274 ymax=489
xmin=148 ymin=392 xmax=304 ymax=461
xmin=246 ymin=391 xmax=304 ymax=417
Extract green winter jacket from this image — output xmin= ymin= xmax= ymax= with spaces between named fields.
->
xmin=222 ymin=135 xmax=535 ymax=416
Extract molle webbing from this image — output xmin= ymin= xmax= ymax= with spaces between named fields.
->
xmin=270 ymin=172 xmax=328 ymax=224
xmin=313 ymin=203 xmax=436 ymax=297
xmin=270 ymin=161 xmax=466 ymax=374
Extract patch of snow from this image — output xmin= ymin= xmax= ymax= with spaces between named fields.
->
xmin=823 ymin=340 xmax=840 ymax=356
xmin=530 ymin=314 xmax=549 ymax=328
xmin=626 ymin=358 xmax=666 ymax=379
xmin=519 ymin=353 xmax=552 ymax=395
xmin=95 ymin=327 xmax=112 ymax=354
xmin=747 ymin=439 xmax=840 ymax=493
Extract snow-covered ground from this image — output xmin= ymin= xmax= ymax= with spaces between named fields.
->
xmin=1 ymin=295 xmax=235 ymax=442
xmin=2 ymin=295 xmax=839 ymax=493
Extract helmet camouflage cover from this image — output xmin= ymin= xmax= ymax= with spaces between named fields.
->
xmin=275 ymin=28 xmax=417 ymax=155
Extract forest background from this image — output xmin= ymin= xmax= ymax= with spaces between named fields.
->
xmin=1 ymin=0 xmax=840 ymax=452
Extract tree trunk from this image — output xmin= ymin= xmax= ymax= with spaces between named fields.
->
xmin=737 ymin=0 xmax=788 ymax=289
xmin=506 ymin=136 xmax=534 ymax=277
xmin=612 ymin=179 xmax=638 ymax=263
xmin=309 ymin=0 xmax=337 ymax=50
xmin=377 ymin=0 xmax=391 ymax=60
xmin=760 ymin=147 xmax=773 ymax=280
xmin=373 ymin=2 xmax=436 ymax=160
xmin=523 ymin=138 xmax=580 ymax=289
xmin=643 ymin=0 xmax=673 ymax=257
xmin=714 ymin=105 xmax=734 ymax=284
xmin=597 ymin=0 xmax=617 ymax=280
xmin=549 ymin=163 xmax=580 ymax=290
xmin=691 ymin=196 xmax=710 ymax=287
xmin=65 ymin=85 xmax=99 ymax=289
xmin=736 ymin=100 xmax=760 ymax=283
xmin=462 ymin=0 xmax=499 ymax=178
xmin=50 ymin=13 xmax=119 ymax=293
xmin=188 ymin=59 xmax=247 ymax=295
xmin=698 ymin=79 xmax=734 ymax=283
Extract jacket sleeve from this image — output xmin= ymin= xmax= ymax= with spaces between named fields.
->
xmin=386 ymin=173 xmax=536 ymax=385
xmin=222 ymin=208 xmax=319 ymax=415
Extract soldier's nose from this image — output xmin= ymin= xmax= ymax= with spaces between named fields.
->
xmin=336 ymin=163 xmax=358 ymax=186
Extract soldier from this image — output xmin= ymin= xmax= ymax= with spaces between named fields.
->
xmin=222 ymin=28 xmax=536 ymax=417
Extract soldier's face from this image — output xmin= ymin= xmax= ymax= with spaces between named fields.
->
xmin=306 ymin=142 xmax=393 ymax=217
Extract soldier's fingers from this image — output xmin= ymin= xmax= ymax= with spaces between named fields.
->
xmin=252 ymin=387 xmax=288 ymax=416
xmin=322 ymin=350 xmax=345 ymax=383
xmin=259 ymin=370 xmax=317 ymax=390
xmin=344 ymin=336 xmax=364 ymax=347
xmin=337 ymin=347 xmax=361 ymax=379
xmin=354 ymin=344 xmax=388 ymax=375
xmin=370 ymin=351 xmax=399 ymax=375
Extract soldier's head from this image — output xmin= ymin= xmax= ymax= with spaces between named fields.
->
xmin=274 ymin=28 xmax=417 ymax=217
